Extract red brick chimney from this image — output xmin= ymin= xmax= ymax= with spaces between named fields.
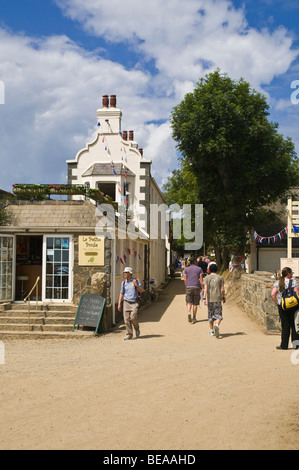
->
xmin=110 ymin=95 xmax=116 ymax=108
xmin=139 ymin=148 xmax=143 ymax=156
xmin=122 ymin=130 xmax=128 ymax=141
xmin=102 ymin=94 xmax=109 ymax=108
xmin=129 ymin=130 xmax=134 ymax=141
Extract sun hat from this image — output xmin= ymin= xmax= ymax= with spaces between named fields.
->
xmin=123 ymin=267 xmax=133 ymax=274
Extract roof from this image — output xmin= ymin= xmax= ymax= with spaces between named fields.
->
xmin=4 ymin=200 xmax=101 ymax=233
xmin=2 ymin=199 xmax=146 ymax=239
xmin=82 ymin=163 xmax=135 ymax=177
xmin=0 ymin=189 xmax=13 ymax=199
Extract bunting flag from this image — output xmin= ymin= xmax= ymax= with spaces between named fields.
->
xmin=116 ymin=253 xmax=142 ymax=263
xmin=293 ymin=225 xmax=299 ymax=234
xmin=252 ymin=226 xmax=287 ymax=244
xmin=97 ymin=121 xmax=101 ymax=127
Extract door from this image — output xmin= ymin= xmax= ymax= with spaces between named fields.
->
xmin=43 ymin=235 xmax=72 ymax=302
xmin=0 ymin=235 xmax=14 ymax=301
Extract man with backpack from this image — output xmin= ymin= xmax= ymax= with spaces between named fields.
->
xmin=271 ymin=266 xmax=299 ymax=350
xmin=118 ymin=267 xmax=144 ymax=340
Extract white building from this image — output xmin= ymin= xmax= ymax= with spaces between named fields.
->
xmin=67 ymin=94 xmax=170 ymax=289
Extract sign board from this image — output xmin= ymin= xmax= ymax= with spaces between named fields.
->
xmin=2 ymin=247 xmax=8 ymax=261
xmin=280 ymin=258 xmax=299 ymax=277
xmin=73 ymin=294 xmax=105 ymax=335
xmin=78 ymin=236 xmax=104 ymax=266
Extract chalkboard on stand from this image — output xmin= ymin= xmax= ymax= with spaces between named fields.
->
xmin=73 ymin=294 xmax=106 ymax=335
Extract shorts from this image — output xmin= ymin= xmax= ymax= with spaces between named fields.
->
xmin=186 ymin=287 xmax=201 ymax=306
xmin=208 ymin=301 xmax=223 ymax=322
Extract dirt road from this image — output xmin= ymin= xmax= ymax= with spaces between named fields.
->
xmin=0 ymin=278 xmax=298 ymax=450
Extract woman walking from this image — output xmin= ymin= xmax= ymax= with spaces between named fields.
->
xmin=271 ymin=267 xmax=299 ymax=350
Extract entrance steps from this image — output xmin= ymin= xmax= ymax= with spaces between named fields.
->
xmin=0 ymin=303 xmax=96 ymax=339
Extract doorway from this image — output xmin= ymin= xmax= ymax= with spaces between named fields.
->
xmin=15 ymin=236 xmax=42 ymax=301
xmin=43 ymin=236 xmax=72 ymax=301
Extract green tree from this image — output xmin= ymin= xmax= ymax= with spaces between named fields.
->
xmin=169 ymin=70 xmax=298 ymax=268
xmin=0 ymin=201 xmax=11 ymax=226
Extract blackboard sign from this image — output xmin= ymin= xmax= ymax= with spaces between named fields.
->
xmin=73 ymin=294 xmax=105 ymax=335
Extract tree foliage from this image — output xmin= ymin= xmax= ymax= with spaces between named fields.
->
xmin=167 ymin=70 xmax=298 ymax=263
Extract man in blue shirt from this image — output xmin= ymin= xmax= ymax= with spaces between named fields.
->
xmin=184 ymin=257 xmax=203 ymax=323
xmin=118 ymin=267 xmax=144 ymax=340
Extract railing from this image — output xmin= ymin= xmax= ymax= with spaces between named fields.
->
xmin=24 ymin=276 xmax=40 ymax=332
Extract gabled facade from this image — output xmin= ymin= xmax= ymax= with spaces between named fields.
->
xmin=67 ymin=94 xmax=152 ymax=235
xmin=67 ymin=94 xmax=170 ymax=287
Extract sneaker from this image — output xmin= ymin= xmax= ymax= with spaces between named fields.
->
xmin=124 ymin=335 xmax=132 ymax=340
xmin=209 ymin=330 xmax=215 ymax=336
xmin=188 ymin=313 xmax=192 ymax=323
xmin=136 ymin=329 xmax=141 ymax=338
xmin=192 ymin=317 xmax=197 ymax=324
xmin=214 ymin=324 xmax=220 ymax=338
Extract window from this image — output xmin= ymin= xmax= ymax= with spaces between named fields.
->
xmin=124 ymin=182 xmax=130 ymax=208
xmin=97 ymin=182 xmax=116 ymax=201
xmin=0 ymin=236 xmax=13 ymax=301
xmin=45 ymin=237 xmax=71 ymax=300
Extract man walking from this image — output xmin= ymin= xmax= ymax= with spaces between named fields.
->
xmin=184 ymin=257 xmax=203 ymax=323
xmin=203 ymin=263 xmax=225 ymax=338
xmin=118 ymin=267 xmax=144 ymax=340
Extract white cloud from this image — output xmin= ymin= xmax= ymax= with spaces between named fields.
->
xmin=55 ymin=0 xmax=298 ymax=90
xmin=0 ymin=27 xmax=155 ymax=189
xmin=0 ymin=0 xmax=299 ymax=192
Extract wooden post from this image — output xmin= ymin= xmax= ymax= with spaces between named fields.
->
xmin=287 ymin=198 xmax=292 ymax=258
xmin=28 ymin=298 xmax=31 ymax=332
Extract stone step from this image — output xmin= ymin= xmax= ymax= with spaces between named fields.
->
xmin=0 ymin=330 xmax=96 ymax=340
xmin=0 ymin=323 xmax=80 ymax=332
xmin=0 ymin=302 xmax=95 ymax=339
xmin=0 ymin=303 xmax=77 ymax=312
xmin=0 ymin=310 xmax=76 ymax=318
xmin=0 ymin=316 xmax=75 ymax=324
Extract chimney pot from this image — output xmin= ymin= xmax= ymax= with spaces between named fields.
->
xmin=102 ymin=94 xmax=109 ymax=108
xmin=110 ymin=95 xmax=116 ymax=108
xmin=122 ymin=130 xmax=128 ymax=141
xmin=139 ymin=148 xmax=143 ymax=156
xmin=129 ymin=130 xmax=134 ymax=141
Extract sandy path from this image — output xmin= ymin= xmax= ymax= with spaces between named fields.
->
xmin=0 ymin=278 xmax=298 ymax=450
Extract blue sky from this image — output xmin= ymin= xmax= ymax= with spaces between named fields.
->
xmin=0 ymin=0 xmax=299 ymax=192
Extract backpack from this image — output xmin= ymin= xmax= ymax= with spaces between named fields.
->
xmin=122 ymin=279 xmax=141 ymax=301
xmin=281 ymin=282 xmax=299 ymax=311
xmin=295 ymin=309 xmax=299 ymax=334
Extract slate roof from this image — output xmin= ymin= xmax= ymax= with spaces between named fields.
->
xmin=4 ymin=200 xmax=101 ymax=232
xmin=82 ymin=163 xmax=135 ymax=177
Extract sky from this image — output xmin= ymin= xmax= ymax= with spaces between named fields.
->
xmin=0 ymin=0 xmax=299 ymax=193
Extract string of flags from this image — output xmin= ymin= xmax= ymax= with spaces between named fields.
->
xmin=252 ymin=227 xmax=287 ymax=244
xmin=99 ymin=131 xmax=129 ymax=204
xmin=116 ymin=248 xmax=142 ymax=264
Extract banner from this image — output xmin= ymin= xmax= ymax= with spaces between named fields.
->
xmin=252 ymin=226 xmax=287 ymax=244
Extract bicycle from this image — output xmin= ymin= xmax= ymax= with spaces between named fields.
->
xmin=144 ymin=278 xmax=159 ymax=303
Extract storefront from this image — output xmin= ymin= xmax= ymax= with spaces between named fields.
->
xmin=0 ymin=233 xmax=74 ymax=303
xmin=0 ymin=200 xmax=150 ymax=331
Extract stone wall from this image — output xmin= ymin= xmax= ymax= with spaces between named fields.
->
xmin=73 ymin=235 xmax=115 ymax=332
xmin=241 ymin=272 xmax=280 ymax=331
